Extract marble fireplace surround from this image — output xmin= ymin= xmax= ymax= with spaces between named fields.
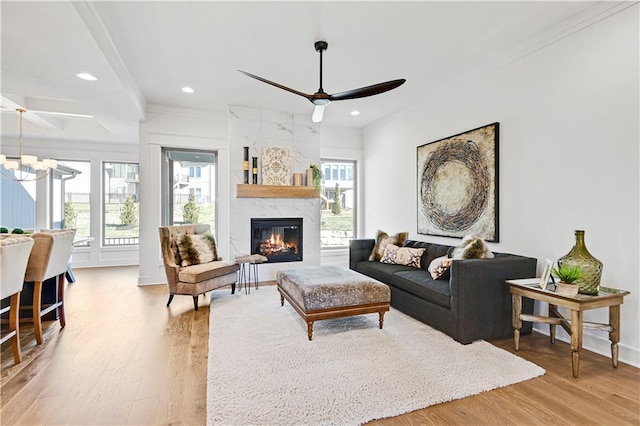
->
xmin=228 ymin=106 xmax=322 ymax=281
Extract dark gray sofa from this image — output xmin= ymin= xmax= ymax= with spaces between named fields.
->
xmin=349 ymin=238 xmax=535 ymax=344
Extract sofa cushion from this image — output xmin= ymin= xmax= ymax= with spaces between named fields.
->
xmin=355 ymin=260 xmax=414 ymax=283
xmin=390 ymin=270 xmax=451 ymax=309
xmin=178 ymin=233 xmax=219 ymax=267
xmin=380 ymin=244 xmax=424 ymax=268
xmin=178 ymin=260 xmax=239 ymax=283
xmin=369 ymin=230 xmax=408 ymax=261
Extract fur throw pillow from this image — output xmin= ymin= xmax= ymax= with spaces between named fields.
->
xmin=178 ymin=233 xmax=219 ymax=267
xmin=369 ymin=230 xmax=409 ymax=261
xmin=451 ymin=235 xmax=494 ymax=260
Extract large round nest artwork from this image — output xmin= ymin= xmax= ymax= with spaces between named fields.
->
xmin=417 ymin=122 xmax=499 ymax=242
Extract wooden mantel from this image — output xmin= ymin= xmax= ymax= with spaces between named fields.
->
xmin=235 ymin=184 xmax=320 ymax=198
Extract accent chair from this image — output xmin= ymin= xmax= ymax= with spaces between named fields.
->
xmin=159 ymin=224 xmax=239 ymax=311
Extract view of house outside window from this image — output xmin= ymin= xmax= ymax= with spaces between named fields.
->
xmin=54 ymin=160 xmax=91 ymax=244
xmin=320 ymin=159 xmax=356 ymax=248
xmin=162 ymin=149 xmax=216 ymax=235
xmin=103 ymin=161 xmax=139 ymax=245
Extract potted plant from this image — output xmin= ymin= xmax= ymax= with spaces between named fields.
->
xmin=552 ymin=263 xmax=583 ymax=296
xmin=309 ymin=164 xmax=322 ymax=189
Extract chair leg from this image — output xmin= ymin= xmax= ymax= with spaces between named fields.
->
xmin=57 ymin=273 xmax=66 ymax=328
xmin=193 ymin=296 xmax=199 ymax=311
xmin=167 ymin=294 xmax=174 ymax=306
xmin=9 ymin=292 xmax=22 ymax=364
xmin=231 ymin=283 xmax=236 ymax=294
xmin=33 ymin=280 xmax=44 ymax=345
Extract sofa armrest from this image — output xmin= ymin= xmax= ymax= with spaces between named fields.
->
xmin=349 ymin=239 xmax=375 ymax=270
xmin=449 ymin=255 xmax=536 ymax=343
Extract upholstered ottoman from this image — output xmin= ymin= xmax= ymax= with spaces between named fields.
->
xmin=276 ymin=265 xmax=391 ymax=340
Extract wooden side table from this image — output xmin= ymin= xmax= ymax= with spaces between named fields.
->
xmin=506 ymin=278 xmax=630 ymax=378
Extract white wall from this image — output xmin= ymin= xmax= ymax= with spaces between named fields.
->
xmin=362 ymin=6 xmax=639 ymax=366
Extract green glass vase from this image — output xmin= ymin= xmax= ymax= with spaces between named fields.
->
xmin=557 ymin=230 xmax=603 ymax=295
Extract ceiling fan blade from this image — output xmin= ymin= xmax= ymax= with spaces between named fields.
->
xmin=328 ymin=79 xmax=406 ymax=102
xmin=311 ymin=104 xmax=325 ymax=123
xmin=238 ymin=70 xmax=313 ymax=101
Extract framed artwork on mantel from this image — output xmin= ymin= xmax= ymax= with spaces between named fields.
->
xmin=261 ymin=147 xmax=292 ymax=186
xmin=416 ymin=122 xmax=499 ymax=242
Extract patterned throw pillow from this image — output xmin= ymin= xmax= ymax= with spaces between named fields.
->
xmin=380 ymin=243 xmax=425 ymax=268
xmin=429 ymin=255 xmax=453 ymax=280
xmin=178 ymin=233 xmax=219 ymax=267
xmin=369 ymin=230 xmax=409 ymax=261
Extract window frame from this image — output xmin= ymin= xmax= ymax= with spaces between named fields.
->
xmin=320 ymin=158 xmax=358 ymax=250
xmin=102 ymin=161 xmax=140 ymax=246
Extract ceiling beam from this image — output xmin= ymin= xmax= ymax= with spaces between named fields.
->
xmin=1 ymin=96 xmax=62 ymax=130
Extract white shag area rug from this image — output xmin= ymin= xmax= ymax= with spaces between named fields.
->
xmin=206 ymin=286 xmax=544 ymax=426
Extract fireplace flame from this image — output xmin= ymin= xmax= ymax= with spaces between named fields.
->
xmin=260 ymin=232 xmax=297 ymax=255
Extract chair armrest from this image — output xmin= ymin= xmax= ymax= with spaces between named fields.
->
xmin=349 ymin=239 xmax=375 ymax=270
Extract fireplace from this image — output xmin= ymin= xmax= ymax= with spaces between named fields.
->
xmin=251 ymin=218 xmax=303 ymax=263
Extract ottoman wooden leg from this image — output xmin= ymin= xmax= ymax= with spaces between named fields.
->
xmin=307 ymin=321 xmax=314 ymax=341
xmin=379 ymin=311 xmax=386 ymax=329
xmin=279 ymin=292 xmax=284 ymax=307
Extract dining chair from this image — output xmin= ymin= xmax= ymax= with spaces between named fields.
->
xmin=0 ymin=235 xmax=35 ymax=363
xmin=24 ymin=229 xmax=76 ymax=344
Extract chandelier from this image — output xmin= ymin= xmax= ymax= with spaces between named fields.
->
xmin=0 ymin=108 xmax=57 ymax=181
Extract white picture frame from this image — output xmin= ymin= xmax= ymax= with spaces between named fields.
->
xmin=539 ymin=259 xmax=553 ymax=290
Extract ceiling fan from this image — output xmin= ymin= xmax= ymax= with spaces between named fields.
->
xmin=239 ymin=41 xmax=406 ymax=123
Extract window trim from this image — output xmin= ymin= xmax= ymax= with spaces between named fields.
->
xmin=320 ymin=158 xmax=357 ymax=250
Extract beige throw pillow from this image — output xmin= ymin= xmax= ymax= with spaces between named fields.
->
xmin=380 ymin=243 xmax=425 ymax=268
xmin=369 ymin=230 xmax=409 ymax=261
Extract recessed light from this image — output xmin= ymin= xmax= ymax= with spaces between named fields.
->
xmin=182 ymin=87 xmax=194 ymax=94
xmin=350 ymin=110 xmax=360 ymax=116
xmin=76 ymin=73 xmax=97 ymax=81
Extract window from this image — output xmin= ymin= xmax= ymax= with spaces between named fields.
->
xmin=103 ymin=161 xmax=139 ymax=246
xmin=53 ymin=161 xmax=91 ymax=244
xmin=189 ymin=166 xmax=202 ymax=178
xmin=320 ymin=160 xmax=356 ymax=248
xmin=161 ymin=149 xmax=216 ymax=234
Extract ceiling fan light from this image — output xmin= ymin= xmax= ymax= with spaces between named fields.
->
xmin=312 ymin=105 xmax=325 ymax=123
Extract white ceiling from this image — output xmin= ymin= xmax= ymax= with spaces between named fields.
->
xmin=1 ymin=1 xmax=613 ymax=142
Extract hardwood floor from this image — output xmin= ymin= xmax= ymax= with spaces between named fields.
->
xmin=1 ymin=266 xmax=638 ymax=425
